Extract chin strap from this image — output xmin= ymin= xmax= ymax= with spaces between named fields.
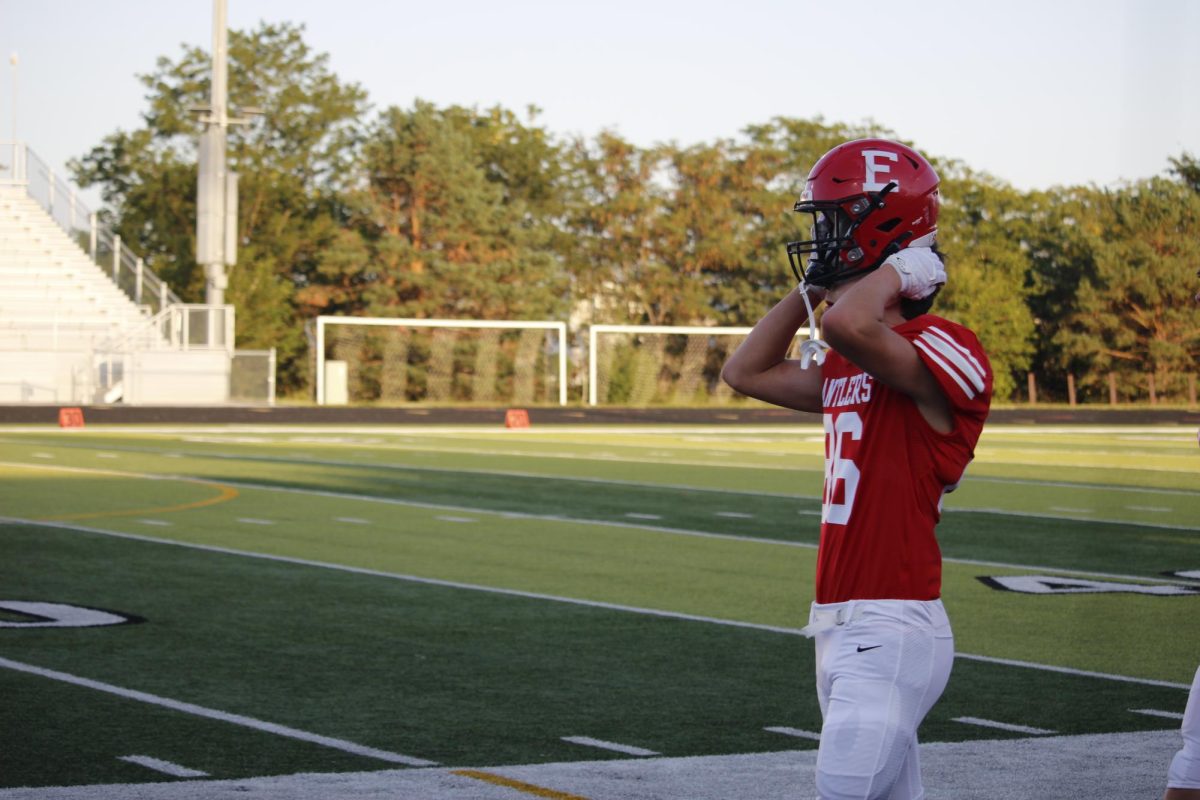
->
xmin=796 ymin=282 xmax=829 ymax=369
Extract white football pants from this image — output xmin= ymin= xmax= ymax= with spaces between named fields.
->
xmin=1167 ymin=664 xmax=1200 ymax=789
xmin=808 ymin=598 xmax=954 ymax=800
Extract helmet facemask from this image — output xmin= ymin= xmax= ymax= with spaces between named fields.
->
xmin=787 ymin=182 xmax=899 ymax=290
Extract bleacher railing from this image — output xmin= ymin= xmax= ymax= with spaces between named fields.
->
xmin=0 ymin=141 xmax=181 ymax=315
xmin=97 ymin=304 xmax=236 ymax=355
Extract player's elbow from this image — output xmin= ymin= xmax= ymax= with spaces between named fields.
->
xmin=721 ymin=352 xmax=768 ymax=396
xmin=720 ymin=360 xmax=749 ymax=394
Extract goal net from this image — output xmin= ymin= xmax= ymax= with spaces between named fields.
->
xmin=588 ymin=324 xmax=783 ymax=406
xmin=316 ymin=317 xmax=568 ymax=405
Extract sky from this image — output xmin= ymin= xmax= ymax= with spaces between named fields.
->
xmin=2 ymin=0 xmax=1198 ymax=212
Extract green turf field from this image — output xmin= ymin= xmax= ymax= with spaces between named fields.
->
xmin=0 ymin=423 xmax=1197 ymax=790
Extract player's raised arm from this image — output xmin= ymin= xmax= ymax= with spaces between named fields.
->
xmin=721 ymin=286 xmax=826 ymax=413
xmin=820 ymin=266 xmax=953 ymax=432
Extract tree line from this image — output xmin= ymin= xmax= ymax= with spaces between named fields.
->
xmin=71 ymin=23 xmax=1199 ymax=403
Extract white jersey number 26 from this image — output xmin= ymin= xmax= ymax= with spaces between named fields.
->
xmin=822 ymin=411 xmax=862 ymax=525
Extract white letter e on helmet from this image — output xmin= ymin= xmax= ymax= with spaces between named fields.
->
xmin=862 ymin=150 xmax=899 ymax=192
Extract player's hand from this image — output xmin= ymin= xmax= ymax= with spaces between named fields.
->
xmin=886 ymin=247 xmax=946 ymax=300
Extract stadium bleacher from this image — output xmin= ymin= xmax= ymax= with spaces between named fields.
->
xmin=0 ymin=169 xmax=237 ymax=405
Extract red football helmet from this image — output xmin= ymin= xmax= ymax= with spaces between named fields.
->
xmin=787 ymin=138 xmax=940 ymax=289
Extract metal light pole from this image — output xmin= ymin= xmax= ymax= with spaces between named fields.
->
xmin=195 ymin=0 xmax=238 ymax=306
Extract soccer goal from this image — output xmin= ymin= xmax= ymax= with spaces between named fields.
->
xmin=315 ymin=317 xmax=568 ymax=406
xmin=587 ymin=324 xmax=762 ymax=406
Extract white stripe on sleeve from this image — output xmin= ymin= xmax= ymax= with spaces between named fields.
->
xmin=914 ymin=337 xmax=976 ymax=400
xmin=926 ymin=326 xmax=988 ymax=389
xmin=917 ymin=331 xmax=986 ymax=393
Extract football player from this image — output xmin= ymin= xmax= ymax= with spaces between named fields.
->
xmin=1165 ymin=664 xmax=1200 ymax=799
xmin=1168 ymin=270 xmax=1200 ymax=800
xmin=723 ymin=138 xmax=992 ymax=799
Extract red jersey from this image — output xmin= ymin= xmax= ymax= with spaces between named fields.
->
xmin=814 ymin=314 xmax=992 ymax=603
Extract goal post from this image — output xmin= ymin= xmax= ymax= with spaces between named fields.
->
xmin=316 ymin=317 xmax=568 ymax=406
xmin=587 ymin=324 xmax=761 ymax=406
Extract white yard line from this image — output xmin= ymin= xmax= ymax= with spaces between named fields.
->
xmin=1130 ymin=708 xmax=1185 ymax=720
xmin=0 ymin=656 xmax=437 ymax=766
xmin=966 ymin=476 xmax=1198 ymax=497
xmin=953 ymin=717 xmax=1055 ymax=735
xmin=948 ymin=506 xmax=1196 ymax=533
xmin=561 ymin=736 xmax=658 ymax=757
xmin=117 ymin=755 xmax=208 ymax=778
xmin=956 ymin=653 xmax=1189 ymax=690
xmin=763 ymin=726 xmax=821 ymax=741
xmin=2 ymin=516 xmax=1192 ymax=692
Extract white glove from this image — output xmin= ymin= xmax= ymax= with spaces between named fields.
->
xmin=886 ymin=246 xmax=946 ymax=300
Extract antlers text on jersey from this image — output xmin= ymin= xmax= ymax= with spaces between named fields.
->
xmin=822 ymin=372 xmax=874 ymax=409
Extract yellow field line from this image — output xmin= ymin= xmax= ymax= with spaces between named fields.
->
xmin=452 ymin=769 xmax=591 ymax=800
xmin=40 ymin=481 xmax=239 ymax=522
xmin=0 ymin=460 xmax=239 ymax=522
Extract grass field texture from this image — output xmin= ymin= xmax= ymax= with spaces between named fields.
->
xmin=0 ymin=423 xmax=1197 ymax=790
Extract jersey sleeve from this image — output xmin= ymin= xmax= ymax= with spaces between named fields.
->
xmin=906 ymin=320 xmax=993 ymax=415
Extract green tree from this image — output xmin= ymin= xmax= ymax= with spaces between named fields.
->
xmin=71 ymin=22 xmax=368 ymax=391
xmin=312 ymin=102 xmax=568 ymax=321
xmin=658 ymin=137 xmax=791 ymax=325
xmin=1023 ymin=185 xmax=1107 ymax=399
xmin=566 ymin=117 xmax=889 ymax=329
xmin=1168 ymin=151 xmax=1200 ymax=194
xmin=565 ymin=131 xmax=676 ymax=325
xmin=935 ymin=166 xmax=1036 ymax=401
xmin=1053 ymin=178 xmax=1200 ymax=401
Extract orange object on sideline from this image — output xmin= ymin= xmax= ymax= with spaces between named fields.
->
xmin=504 ymin=409 xmax=530 ymax=429
xmin=58 ymin=407 xmax=85 ymax=429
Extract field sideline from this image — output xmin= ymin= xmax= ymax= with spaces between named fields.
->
xmin=0 ymin=423 xmax=1196 ymax=799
